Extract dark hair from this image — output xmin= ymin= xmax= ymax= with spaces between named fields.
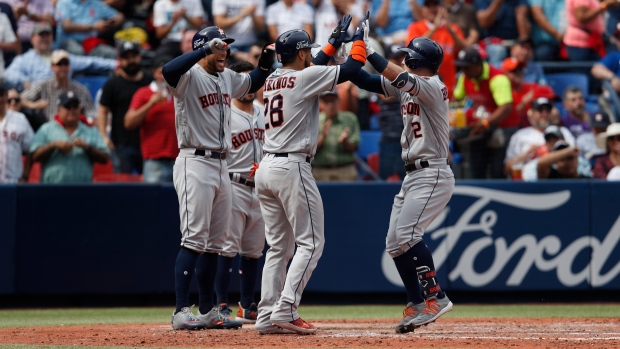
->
xmin=562 ymin=86 xmax=583 ymax=100
xmin=229 ymin=60 xmax=255 ymax=73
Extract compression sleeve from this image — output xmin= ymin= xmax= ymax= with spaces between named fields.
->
xmin=162 ymin=49 xmax=206 ymax=88
xmin=312 ymin=43 xmax=337 ymax=66
xmin=248 ymin=66 xmax=271 ymax=93
xmin=336 ymin=56 xmax=364 ymax=84
xmin=367 ymin=52 xmax=389 ymax=73
xmin=349 ymin=69 xmax=385 ymax=94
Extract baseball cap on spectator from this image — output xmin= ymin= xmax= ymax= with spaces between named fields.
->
xmin=51 ymin=50 xmax=70 ymax=65
xmin=552 ymin=140 xmax=570 ymax=151
xmin=544 ymin=125 xmax=563 ymax=141
xmin=57 ymin=90 xmax=80 ymax=107
xmin=454 ymin=48 xmax=482 ymax=67
xmin=501 ymin=57 xmax=524 ymax=72
xmin=32 ymin=22 xmax=52 ymax=36
xmin=589 ymin=111 xmax=611 ymax=129
xmin=118 ymin=41 xmax=140 ymax=57
xmin=423 ymin=0 xmax=440 ymax=5
xmin=531 ymin=97 xmax=553 ymax=111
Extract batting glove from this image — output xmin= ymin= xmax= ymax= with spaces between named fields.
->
xmin=258 ymin=43 xmax=276 ymax=71
xmin=362 ymin=20 xmax=375 ymax=57
xmin=328 ymin=14 xmax=353 ymax=49
xmin=333 ymin=44 xmax=348 ymax=64
xmin=202 ymin=38 xmax=228 ymax=56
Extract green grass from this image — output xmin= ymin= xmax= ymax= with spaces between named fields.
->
xmin=0 ymin=304 xmax=618 ymax=329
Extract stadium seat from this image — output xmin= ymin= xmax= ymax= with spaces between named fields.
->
xmin=367 ymin=152 xmax=379 ymax=173
xmin=357 ymin=130 xmax=382 ymax=160
xmin=28 ymin=162 xmax=41 ymax=183
xmin=74 ymin=76 xmax=108 ymax=100
xmin=546 ymin=73 xmax=589 ymax=98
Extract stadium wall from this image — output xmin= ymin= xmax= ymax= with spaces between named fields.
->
xmin=1 ymin=181 xmax=619 ymax=296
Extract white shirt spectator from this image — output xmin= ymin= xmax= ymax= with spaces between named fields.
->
xmin=0 ymin=12 xmax=17 ymax=78
xmin=2 ymin=0 xmax=54 ymax=41
xmin=576 ymin=131 xmax=605 ymax=160
xmin=0 ymin=109 xmax=34 ymax=183
xmin=153 ymin=0 xmax=205 ymax=42
xmin=266 ymin=0 xmax=314 ymax=40
xmin=505 ymin=126 xmax=575 ymax=165
xmin=212 ymin=0 xmax=265 ymax=48
xmin=606 ymin=166 xmax=620 ymax=180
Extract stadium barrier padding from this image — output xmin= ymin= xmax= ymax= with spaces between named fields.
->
xmin=0 ymin=181 xmax=619 ymax=295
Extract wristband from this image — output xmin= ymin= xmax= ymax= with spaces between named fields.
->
xmin=481 ymin=119 xmax=490 ymax=129
xmin=322 ymin=43 xmax=336 ymax=57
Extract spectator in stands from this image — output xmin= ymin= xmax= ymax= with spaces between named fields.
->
xmin=153 ymin=0 xmax=205 ymax=58
xmin=54 ymin=0 xmax=125 ymax=59
xmin=7 ymin=87 xmax=46 ymax=132
xmin=232 ymin=42 xmax=263 ymax=66
xmin=606 ymin=11 xmax=620 ymax=53
xmin=312 ymin=90 xmax=360 ymax=182
xmin=592 ymin=123 xmax=620 ymax=178
xmin=406 ymin=0 xmax=466 ymax=97
xmin=180 ymin=29 xmax=198 ymax=55
xmin=3 ymin=0 xmax=54 ymax=52
xmin=4 ymin=23 xmax=117 ymax=92
xmin=0 ymin=83 xmax=34 ymax=183
xmin=30 ymin=90 xmax=110 ymax=183
xmin=377 ymin=45 xmax=406 ymax=180
xmin=509 ymin=38 xmax=546 ymax=84
xmin=576 ymin=110 xmax=610 ymax=160
xmin=313 ymin=0 xmax=363 ymax=56
xmin=97 ymin=42 xmax=151 ymax=175
xmin=563 ymin=0 xmax=618 ymax=61
xmin=474 ymin=0 xmax=530 ymax=67
xmin=265 ymin=0 xmax=315 ymax=42
xmin=537 ymin=140 xmax=591 ymax=179
xmin=504 ymin=98 xmax=574 ymax=177
xmin=124 ymin=56 xmax=178 ymax=183
xmin=0 ymin=10 xmax=19 ymax=79
xmin=212 ymin=0 xmax=265 ymax=52
xmin=591 ymin=48 xmax=620 ymax=94
xmin=453 ymin=47 xmax=515 ymax=179
xmin=529 ymin=0 xmax=565 ymax=61
xmin=560 ymin=86 xmax=592 ymax=138
xmin=372 ymin=0 xmax=418 ymax=45
xmin=21 ymin=50 xmax=96 ymax=122
xmin=445 ymin=0 xmax=479 ymax=47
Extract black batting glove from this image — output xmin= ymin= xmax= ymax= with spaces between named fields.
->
xmin=328 ymin=14 xmax=353 ymax=49
xmin=258 ymin=43 xmax=276 ymax=71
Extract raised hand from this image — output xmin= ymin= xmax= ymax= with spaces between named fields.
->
xmin=328 ymin=14 xmax=353 ymax=49
xmin=258 ymin=43 xmax=276 ymax=71
xmin=208 ymin=38 xmax=229 ymax=54
xmin=333 ymin=44 xmax=348 ymax=64
xmin=361 ymin=15 xmax=374 ymax=56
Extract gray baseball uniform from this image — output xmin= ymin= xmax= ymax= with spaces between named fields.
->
xmin=0 ymin=110 xmax=34 ymax=183
xmin=255 ymin=65 xmax=340 ymax=326
xmin=222 ymin=104 xmax=265 ymax=259
xmin=380 ymin=74 xmax=454 ymax=258
xmin=169 ymin=64 xmax=251 ymax=253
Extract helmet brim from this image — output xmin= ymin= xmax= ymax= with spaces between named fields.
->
xmin=222 ymin=38 xmax=235 ymax=45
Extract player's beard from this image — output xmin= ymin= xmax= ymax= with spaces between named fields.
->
xmin=239 ymin=93 xmax=255 ymax=103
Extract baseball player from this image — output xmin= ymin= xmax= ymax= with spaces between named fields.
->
xmin=349 ymin=20 xmax=455 ymax=334
xmin=254 ymin=16 xmax=368 ymax=335
xmin=213 ymin=60 xmax=265 ymax=324
xmin=161 ymin=26 xmax=275 ymax=331
xmin=0 ymin=84 xmax=34 ymax=183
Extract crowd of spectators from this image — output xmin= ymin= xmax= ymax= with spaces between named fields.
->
xmin=3 ymin=0 xmax=620 ymax=184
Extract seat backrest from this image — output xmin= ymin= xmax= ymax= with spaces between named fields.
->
xmin=546 ymin=73 xmax=589 ymax=98
xmin=74 ymin=76 xmax=109 ymax=101
xmin=357 ymin=130 xmax=382 ymax=160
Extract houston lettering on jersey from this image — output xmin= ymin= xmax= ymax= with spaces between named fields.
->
xmin=199 ymin=93 xmax=232 ymax=109
xmin=231 ymin=128 xmax=265 ymax=149
xmin=264 ymin=76 xmax=296 ymax=92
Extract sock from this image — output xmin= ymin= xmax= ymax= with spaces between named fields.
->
xmin=409 ymin=242 xmax=445 ymax=299
xmin=214 ymin=255 xmax=234 ymax=305
xmin=392 ymin=248 xmax=425 ymax=305
xmin=195 ymin=252 xmax=219 ymax=314
xmin=174 ymin=247 xmax=200 ymax=314
xmin=239 ymin=256 xmax=259 ymax=309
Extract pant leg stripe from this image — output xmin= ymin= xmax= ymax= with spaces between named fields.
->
xmin=409 ymin=168 xmax=440 ymax=243
xmin=183 ymin=158 xmax=191 ymax=243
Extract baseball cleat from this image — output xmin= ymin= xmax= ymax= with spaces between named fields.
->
xmin=235 ymin=302 xmax=258 ymax=323
xmin=171 ymin=305 xmax=207 ymax=330
xmin=407 ymin=295 xmax=453 ymax=328
xmin=255 ymin=323 xmax=296 ymax=335
xmin=197 ymin=303 xmax=243 ymax=329
xmin=395 ymin=302 xmax=425 ymax=333
xmin=272 ymin=317 xmax=317 ymax=335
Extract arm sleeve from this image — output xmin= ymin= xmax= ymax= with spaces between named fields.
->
xmin=98 ymin=80 xmax=114 ymax=108
xmin=247 ymin=67 xmax=270 ymax=94
xmin=312 ymin=50 xmax=332 ymax=66
xmin=4 ymin=56 xmax=27 ymax=85
xmin=162 ymin=49 xmax=205 ymax=88
xmin=489 ymin=75 xmax=514 ymax=106
xmin=349 ymin=69 xmax=387 ymax=95
xmin=70 ymin=54 xmax=116 ymax=73
xmin=336 ymin=57 xmax=364 ymax=84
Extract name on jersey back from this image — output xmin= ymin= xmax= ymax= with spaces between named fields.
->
xmin=264 ymin=76 xmax=296 ymax=92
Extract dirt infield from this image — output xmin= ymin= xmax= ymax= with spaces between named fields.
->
xmin=1 ymin=318 xmax=619 ymax=349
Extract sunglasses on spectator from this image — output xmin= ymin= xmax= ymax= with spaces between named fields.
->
xmin=55 ymin=59 xmax=70 ymax=66
xmin=8 ymin=97 xmax=20 ymax=104
xmin=609 ymin=135 xmax=620 ymax=142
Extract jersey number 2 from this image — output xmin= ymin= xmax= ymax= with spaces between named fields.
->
xmin=264 ymin=94 xmax=284 ymax=129
xmin=411 ymin=121 xmax=423 ymax=138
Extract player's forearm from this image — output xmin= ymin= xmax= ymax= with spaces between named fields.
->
xmin=312 ymin=44 xmax=336 ymax=66
xmin=163 ymin=49 xmax=206 ymax=88
xmin=336 ymin=58 xmax=364 ymax=84
xmin=349 ymin=69 xmax=385 ymax=95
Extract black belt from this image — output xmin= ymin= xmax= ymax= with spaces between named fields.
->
xmin=194 ymin=149 xmax=226 ymax=159
xmin=229 ymin=173 xmax=255 ymax=188
xmin=273 ymin=153 xmax=311 ymax=163
xmin=404 ymin=159 xmax=449 ymax=172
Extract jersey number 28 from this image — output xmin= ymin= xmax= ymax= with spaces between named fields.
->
xmin=264 ymin=94 xmax=284 ymax=130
